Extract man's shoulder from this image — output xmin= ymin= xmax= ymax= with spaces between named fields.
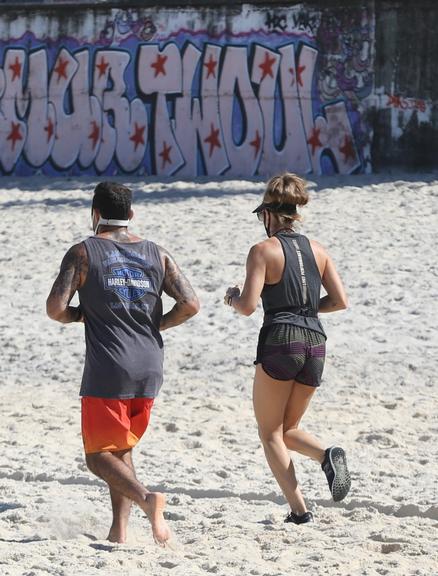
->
xmin=61 ymin=242 xmax=89 ymax=270
xmin=64 ymin=240 xmax=87 ymax=256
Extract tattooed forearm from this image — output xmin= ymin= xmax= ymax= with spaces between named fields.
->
xmin=46 ymin=243 xmax=88 ymax=323
xmin=163 ymin=255 xmax=197 ymax=303
xmin=158 ymin=247 xmax=200 ymax=330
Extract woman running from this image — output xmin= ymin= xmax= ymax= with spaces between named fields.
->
xmin=224 ymin=173 xmax=351 ymax=524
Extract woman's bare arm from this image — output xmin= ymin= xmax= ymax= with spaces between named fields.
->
xmin=225 ymin=243 xmax=266 ymax=316
xmin=318 ymin=249 xmax=348 ymax=313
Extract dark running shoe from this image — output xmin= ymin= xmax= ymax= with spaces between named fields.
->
xmin=284 ymin=511 xmax=314 ymax=525
xmin=322 ymin=446 xmax=351 ymax=502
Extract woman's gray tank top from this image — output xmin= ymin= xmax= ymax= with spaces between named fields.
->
xmin=261 ymin=231 xmax=326 ymax=338
xmin=78 ymin=236 xmax=165 ymax=399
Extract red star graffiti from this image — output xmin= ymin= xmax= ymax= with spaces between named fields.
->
xmin=159 ymin=141 xmax=172 ymax=169
xmin=289 ymin=65 xmax=306 ymax=87
xmin=203 ymin=53 xmax=217 ymax=79
xmin=9 ymin=56 xmax=22 ymax=81
xmin=129 ymin=123 xmax=146 ymax=151
xmin=88 ymin=121 xmax=100 ymax=149
xmin=7 ymin=122 xmax=23 ymax=151
xmin=96 ymin=57 xmax=109 ymax=79
xmin=250 ymin=130 xmax=261 ymax=159
xmin=307 ymin=127 xmax=322 ymax=155
xmin=296 ymin=64 xmax=306 ymax=87
xmin=339 ymin=135 xmax=356 ymax=162
xmin=54 ymin=57 xmax=69 ymax=82
xmin=44 ymin=118 xmax=54 ymax=142
xmin=259 ymin=51 xmax=276 ymax=82
xmin=150 ymin=53 xmax=167 ymax=78
xmin=204 ymin=123 xmax=221 ymax=158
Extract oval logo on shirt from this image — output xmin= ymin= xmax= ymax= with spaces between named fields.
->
xmin=104 ymin=266 xmax=151 ymax=302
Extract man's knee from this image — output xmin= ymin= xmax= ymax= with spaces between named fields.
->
xmin=85 ymin=452 xmax=102 ymax=475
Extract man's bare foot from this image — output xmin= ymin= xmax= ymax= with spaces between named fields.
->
xmin=143 ymin=492 xmax=171 ymax=545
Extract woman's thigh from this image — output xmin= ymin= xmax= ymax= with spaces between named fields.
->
xmin=253 ymin=364 xmax=294 ymax=436
xmin=283 ymin=381 xmax=317 ymax=431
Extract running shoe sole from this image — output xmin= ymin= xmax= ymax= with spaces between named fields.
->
xmin=327 ymin=446 xmax=351 ymax=502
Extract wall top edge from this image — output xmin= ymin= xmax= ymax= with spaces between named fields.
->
xmin=0 ymin=0 xmax=372 ymax=8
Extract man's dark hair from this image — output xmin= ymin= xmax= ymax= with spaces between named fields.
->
xmin=92 ymin=182 xmax=132 ymax=219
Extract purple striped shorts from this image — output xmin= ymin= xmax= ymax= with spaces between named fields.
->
xmin=255 ymin=324 xmax=326 ymax=387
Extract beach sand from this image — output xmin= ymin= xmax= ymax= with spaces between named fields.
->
xmin=0 ymin=174 xmax=437 ymax=575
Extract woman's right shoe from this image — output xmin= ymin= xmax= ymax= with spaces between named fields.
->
xmin=284 ymin=510 xmax=314 ymax=524
xmin=321 ymin=446 xmax=351 ymax=502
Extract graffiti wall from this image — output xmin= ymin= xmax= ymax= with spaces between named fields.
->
xmin=0 ymin=4 xmax=375 ymax=176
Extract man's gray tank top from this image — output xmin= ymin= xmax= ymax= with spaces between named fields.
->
xmin=78 ymin=237 xmax=165 ymax=399
xmin=261 ymin=231 xmax=326 ymax=338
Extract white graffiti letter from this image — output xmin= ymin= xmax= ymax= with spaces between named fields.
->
xmin=93 ymin=50 xmax=147 ymax=173
xmin=0 ymin=49 xmax=28 ymax=172
xmin=218 ymin=46 xmax=264 ymax=176
xmin=137 ymin=44 xmax=183 ymax=175
xmin=24 ymin=49 xmax=56 ymax=167
xmin=253 ymin=43 xmax=311 ymax=175
xmin=174 ymin=43 xmax=229 ymax=176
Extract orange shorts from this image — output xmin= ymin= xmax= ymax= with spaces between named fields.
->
xmin=81 ymin=397 xmax=154 ymax=455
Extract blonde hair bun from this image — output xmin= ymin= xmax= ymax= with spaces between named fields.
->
xmin=264 ymin=173 xmax=308 ymax=207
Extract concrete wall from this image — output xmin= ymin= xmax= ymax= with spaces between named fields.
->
xmin=0 ymin=1 xmax=435 ymax=177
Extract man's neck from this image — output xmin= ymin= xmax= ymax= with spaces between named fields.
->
xmin=97 ymin=226 xmax=140 ymax=242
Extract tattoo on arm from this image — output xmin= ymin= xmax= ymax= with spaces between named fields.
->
xmin=160 ymin=248 xmax=197 ymax=304
xmin=47 ymin=243 xmax=88 ymax=322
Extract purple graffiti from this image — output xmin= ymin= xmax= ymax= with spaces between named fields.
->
xmin=0 ymin=22 xmax=371 ymax=176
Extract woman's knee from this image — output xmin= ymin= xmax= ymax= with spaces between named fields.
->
xmin=258 ymin=427 xmax=283 ymax=447
xmin=283 ymin=419 xmax=300 ymax=434
xmin=283 ymin=422 xmax=299 ymax=441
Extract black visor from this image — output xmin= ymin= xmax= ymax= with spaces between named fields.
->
xmin=252 ymin=201 xmax=297 ymax=214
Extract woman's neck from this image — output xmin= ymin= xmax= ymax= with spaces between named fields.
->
xmin=269 ymin=225 xmax=295 ymax=236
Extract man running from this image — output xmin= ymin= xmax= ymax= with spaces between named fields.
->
xmin=46 ymin=182 xmax=199 ymax=545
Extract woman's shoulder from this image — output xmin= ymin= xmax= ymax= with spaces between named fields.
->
xmin=251 ymin=235 xmax=281 ymax=251
xmin=247 ymin=236 xmax=279 ymax=259
xmin=309 ymin=238 xmax=327 ymax=253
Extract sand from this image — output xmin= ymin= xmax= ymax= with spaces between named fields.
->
xmin=0 ymin=173 xmax=437 ymax=576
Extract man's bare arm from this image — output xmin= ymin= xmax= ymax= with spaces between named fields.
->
xmin=159 ymin=247 xmax=200 ymax=331
xmin=46 ymin=243 xmax=87 ymax=323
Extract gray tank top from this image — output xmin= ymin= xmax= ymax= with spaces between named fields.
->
xmin=261 ymin=231 xmax=326 ymax=338
xmin=78 ymin=237 xmax=165 ymax=398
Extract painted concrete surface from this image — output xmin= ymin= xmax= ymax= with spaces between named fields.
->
xmin=0 ymin=2 xmax=435 ymax=176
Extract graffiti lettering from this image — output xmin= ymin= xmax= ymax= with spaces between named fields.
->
xmin=264 ymin=11 xmax=288 ymax=32
xmin=0 ymin=6 xmax=373 ymax=177
xmin=386 ymin=94 xmax=427 ymax=113
xmin=291 ymin=11 xmax=320 ymax=35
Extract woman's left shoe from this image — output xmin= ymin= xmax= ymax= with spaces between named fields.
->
xmin=321 ymin=446 xmax=351 ymax=502
xmin=284 ymin=511 xmax=314 ymax=524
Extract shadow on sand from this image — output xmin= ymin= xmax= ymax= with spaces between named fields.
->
xmin=1 ymin=170 xmax=437 ymax=210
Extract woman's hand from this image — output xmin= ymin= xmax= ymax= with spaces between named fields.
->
xmin=224 ymin=285 xmax=240 ymax=306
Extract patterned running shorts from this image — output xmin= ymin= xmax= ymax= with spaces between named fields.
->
xmin=255 ymin=324 xmax=326 ymax=387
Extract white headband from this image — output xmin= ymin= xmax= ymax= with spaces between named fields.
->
xmin=93 ymin=214 xmax=130 ymax=234
xmin=97 ymin=217 xmax=130 ymax=227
